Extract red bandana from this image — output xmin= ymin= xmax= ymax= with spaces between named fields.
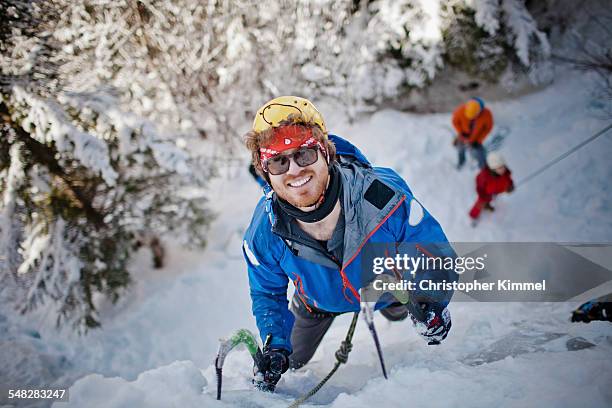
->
xmin=259 ymin=125 xmax=324 ymax=162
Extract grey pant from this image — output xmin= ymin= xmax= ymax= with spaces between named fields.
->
xmin=288 ymin=296 xmax=337 ymax=369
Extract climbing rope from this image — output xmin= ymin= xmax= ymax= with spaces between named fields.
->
xmin=287 ymin=312 xmax=360 ymax=408
xmin=516 ymin=122 xmax=612 ymax=187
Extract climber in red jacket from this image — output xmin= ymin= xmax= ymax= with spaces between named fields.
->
xmin=469 ymin=152 xmax=514 ymax=220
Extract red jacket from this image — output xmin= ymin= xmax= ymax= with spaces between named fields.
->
xmin=452 ymin=104 xmax=494 ymax=144
xmin=476 ymin=167 xmax=514 ymax=201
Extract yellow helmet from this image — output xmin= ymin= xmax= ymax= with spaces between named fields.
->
xmin=252 ymin=96 xmax=327 ymax=134
xmin=464 ymin=98 xmax=484 ymax=120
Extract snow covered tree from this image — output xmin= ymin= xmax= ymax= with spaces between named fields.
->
xmin=367 ymin=0 xmax=445 ymax=88
xmin=442 ymin=0 xmax=552 ymax=85
xmin=1 ymin=0 xmax=213 ymax=331
xmin=281 ymin=0 xmax=553 ymax=110
xmin=442 ymin=1 xmax=508 ymax=81
xmin=499 ymin=0 xmax=550 ymax=67
xmin=0 ymin=88 xmax=214 ymax=331
xmin=13 ymin=0 xmax=553 ymax=131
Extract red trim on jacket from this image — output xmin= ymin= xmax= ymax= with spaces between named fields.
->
xmin=292 ymin=273 xmax=313 ymax=313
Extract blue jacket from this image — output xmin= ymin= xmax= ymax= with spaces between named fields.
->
xmin=243 ymin=135 xmax=457 ymax=352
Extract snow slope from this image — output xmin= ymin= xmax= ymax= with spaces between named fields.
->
xmin=1 ymin=71 xmax=611 ymax=408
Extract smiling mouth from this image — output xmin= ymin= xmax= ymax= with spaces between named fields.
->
xmin=287 ymin=176 xmax=312 ymax=188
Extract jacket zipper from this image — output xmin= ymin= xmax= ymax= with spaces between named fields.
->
xmin=272 ymin=195 xmax=407 ymax=307
xmin=339 ymin=195 xmax=407 ymax=304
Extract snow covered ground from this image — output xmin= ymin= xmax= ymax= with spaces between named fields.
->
xmin=1 ymin=70 xmax=612 ymax=408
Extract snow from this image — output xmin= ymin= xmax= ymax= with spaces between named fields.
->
xmin=471 ymin=0 xmax=500 ymax=36
xmin=501 ymin=0 xmax=551 ymax=66
xmin=60 ymin=361 xmax=208 ymax=408
xmin=0 ymin=144 xmax=25 ymax=265
xmin=2 ymin=70 xmax=612 ymax=407
xmin=301 ymin=64 xmax=331 ymax=82
xmin=13 ymin=87 xmax=119 ymax=186
xmin=413 ymin=0 xmax=443 ymax=43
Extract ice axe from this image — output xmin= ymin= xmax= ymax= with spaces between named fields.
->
xmin=359 ymin=275 xmax=428 ymax=379
xmin=359 ymin=276 xmax=411 ymax=380
xmin=214 ymin=329 xmax=270 ymax=400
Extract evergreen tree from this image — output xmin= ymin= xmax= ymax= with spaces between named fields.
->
xmin=1 ymin=0 xmax=213 ymax=331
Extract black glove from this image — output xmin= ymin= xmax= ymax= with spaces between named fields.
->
xmin=471 ymin=141 xmax=481 ymax=148
xmin=571 ymin=301 xmax=612 ymax=323
xmin=410 ymin=303 xmax=452 ymax=345
xmin=253 ymin=348 xmax=290 ymax=392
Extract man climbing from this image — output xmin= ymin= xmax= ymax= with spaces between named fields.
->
xmin=452 ymin=97 xmax=493 ymax=169
xmin=242 ymin=96 xmax=458 ymax=392
xmin=469 ymin=152 xmax=514 ymax=223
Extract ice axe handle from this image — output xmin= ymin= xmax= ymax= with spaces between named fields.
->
xmin=215 ymin=357 xmax=222 ymax=400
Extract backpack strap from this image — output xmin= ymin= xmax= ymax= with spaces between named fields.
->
xmin=329 ymin=134 xmax=371 ymax=167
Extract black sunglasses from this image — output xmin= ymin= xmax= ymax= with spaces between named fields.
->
xmin=263 ymin=146 xmax=321 ymax=175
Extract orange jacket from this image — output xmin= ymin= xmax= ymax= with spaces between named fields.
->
xmin=452 ymin=104 xmax=494 ymax=144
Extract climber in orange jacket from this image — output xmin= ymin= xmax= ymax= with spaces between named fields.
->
xmin=452 ymin=97 xmax=493 ymax=169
